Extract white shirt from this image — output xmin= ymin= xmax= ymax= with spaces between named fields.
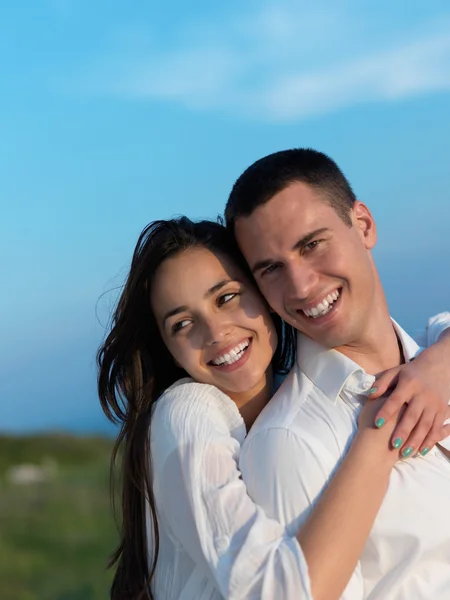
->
xmin=149 ymin=379 xmax=313 ymax=600
xmin=240 ymin=317 xmax=450 ymax=600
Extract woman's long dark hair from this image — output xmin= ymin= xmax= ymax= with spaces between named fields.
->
xmin=97 ymin=217 xmax=296 ymax=600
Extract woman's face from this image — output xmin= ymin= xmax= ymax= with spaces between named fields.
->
xmin=151 ymin=246 xmax=277 ymax=402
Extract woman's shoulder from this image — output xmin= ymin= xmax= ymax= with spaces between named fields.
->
xmin=152 ymin=378 xmax=245 ymax=441
xmin=156 ymin=377 xmax=232 ymax=415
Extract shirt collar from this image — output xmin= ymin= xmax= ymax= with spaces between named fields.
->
xmin=391 ymin=318 xmax=421 ymax=361
xmin=296 ymin=318 xmax=421 ymax=404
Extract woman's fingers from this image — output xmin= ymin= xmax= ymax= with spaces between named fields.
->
xmin=389 ymin=402 xmax=428 ymax=455
xmin=373 ymin=382 xmax=415 ymax=431
xmin=367 ymin=367 xmax=400 ymax=401
xmin=416 ymin=421 xmax=450 ymax=457
xmin=397 ymin=408 xmax=436 ymax=457
xmin=393 ymin=406 xmax=450 ymax=457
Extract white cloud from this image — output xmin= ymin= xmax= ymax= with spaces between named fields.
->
xmin=259 ymin=31 xmax=450 ymax=120
xmin=78 ymin=3 xmax=450 ymax=121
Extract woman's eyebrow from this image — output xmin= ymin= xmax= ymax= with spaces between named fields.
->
xmin=163 ymin=305 xmax=188 ymax=325
xmin=162 ymin=279 xmax=235 ymax=324
xmin=204 ymin=279 xmax=233 ymax=298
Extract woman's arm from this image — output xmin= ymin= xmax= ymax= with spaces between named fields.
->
xmin=297 ymin=398 xmax=397 ymax=600
xmin=152 ymin=381 xmax=313 ymax=600
xmin=369 ymin=311 xmax=450 ymax=455
xmin=152 ymin=382 xmax=397 ymax=600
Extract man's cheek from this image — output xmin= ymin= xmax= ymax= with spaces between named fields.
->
xmin=258 ymin=281 xmax=272 ymax=302
xmin=266 ymin=289 xmax=283 ymax=312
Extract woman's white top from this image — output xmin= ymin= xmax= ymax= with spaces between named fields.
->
xmin=147 ymin=312 xmax=450 ymax=598
xmin=149 ymin=379 xmax=313 ymax=600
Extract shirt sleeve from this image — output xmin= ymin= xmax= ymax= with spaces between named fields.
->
xmin=240 ymin=427 xmax=365 ymax=600
xmin=151 ymin=384 xmax=313 ymax=600
xmin=426 ymin=312 xmax=450 ymax=345
xmin=425 ymin=312 xmax=450 ymax=449
xmin=414 ymin=311 xmax=450 ymax=347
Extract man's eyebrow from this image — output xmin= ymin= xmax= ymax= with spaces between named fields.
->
xmin=251 ymin=259 xmax=274 ymax=274
xmin=251 ymin=228 xmax=330 ymax=274
xmin=162 ymin=279 xmax=233 ymax=324
xmin=292 ymin=228 xmax=329 ymax=251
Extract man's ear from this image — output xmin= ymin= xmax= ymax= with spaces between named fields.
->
xmin=351 ymin=201 xmax=377 ymax=249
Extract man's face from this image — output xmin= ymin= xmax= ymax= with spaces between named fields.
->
xmin=234 ymin=181 xmax=378 ymax=350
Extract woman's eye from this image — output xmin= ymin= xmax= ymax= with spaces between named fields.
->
xmin=172 ymin=319 xmax=191 ymax=333
xmin=218 ymin=292 xmax=237 ymax=306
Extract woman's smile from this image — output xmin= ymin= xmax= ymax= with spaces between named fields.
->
xmin=208 ymin=337 xmax=252 ymax=372
xmin=151 ymin=246 xmax=277 ymax=401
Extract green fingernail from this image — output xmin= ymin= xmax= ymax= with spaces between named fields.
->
xmin=375 ymin=417 xmax=385 ymax=428
xmin=401 ymin=446 xmax=413 ymax=458
xmin=420 ymin=447 xmax=430 ymax=456
xmin=393 ymin=437 xmax=403 ymax=449
xmin=368 ymin=387 xmax=377 ymax=395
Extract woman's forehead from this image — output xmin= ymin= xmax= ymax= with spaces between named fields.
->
xmin=151 ymin=247 xmax=241 ymax=309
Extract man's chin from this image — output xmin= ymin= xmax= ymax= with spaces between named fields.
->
xmin=290 ymin=318 xmax=351 ymax=349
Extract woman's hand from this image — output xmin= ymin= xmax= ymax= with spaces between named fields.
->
xmin=357 ymin=397 xmax=401 ymax=463
xmin=367 ymin=335 xmax=450 ymax=457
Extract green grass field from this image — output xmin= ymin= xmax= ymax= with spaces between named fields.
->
xmin=0 ymin=433 xmax=118 ymax=600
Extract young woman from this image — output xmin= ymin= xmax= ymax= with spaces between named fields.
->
xmin=97 ymin=217 xmax=449 ymax=600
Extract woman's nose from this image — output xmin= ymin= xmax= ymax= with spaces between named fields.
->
xmin=203 ymin=317 xmax=232 ymax=346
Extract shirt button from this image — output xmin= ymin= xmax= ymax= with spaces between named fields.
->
xmin=215 ymin=536 xmax=230 ymax=552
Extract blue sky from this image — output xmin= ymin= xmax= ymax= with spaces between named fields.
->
xmin=1 ymin=1 xmax=450 ymax=433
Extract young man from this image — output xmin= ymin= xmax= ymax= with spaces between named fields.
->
xmin=225 ymin=149 xmax=450 ymax=600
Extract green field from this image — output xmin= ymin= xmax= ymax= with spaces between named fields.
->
xmin=0 ymin=433 xmax=118 ymax=600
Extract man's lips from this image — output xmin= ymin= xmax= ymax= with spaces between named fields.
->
xmin=295 ymin=288 xmax=343 ymax=322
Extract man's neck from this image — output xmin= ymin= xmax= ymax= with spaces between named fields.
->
xmin=336 ymin=298 xmax=403 ymax=376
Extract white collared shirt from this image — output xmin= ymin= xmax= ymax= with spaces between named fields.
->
xmin=149 ymin=379 xmax=313 ymax=600
xmin=240 ymin=317 xmax=450 ymax=600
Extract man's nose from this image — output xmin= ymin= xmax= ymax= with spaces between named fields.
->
xmin=285 ymin=262 xmax=319 ymax=302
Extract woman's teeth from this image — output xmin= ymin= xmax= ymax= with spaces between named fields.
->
xmin=211 ymin=340 xmax=249 ymax=366
xmin=302 ymin=289 xmax=340 ymax=319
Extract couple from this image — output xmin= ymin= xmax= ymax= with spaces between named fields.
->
xmin=98 ymin=149 xmax=450 ymax=600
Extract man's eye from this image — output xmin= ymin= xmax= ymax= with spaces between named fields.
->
xmin=218 ymin=292 xmax=238 ymax=307
xmin=172 ymin=319 xmax=191 ymax=333
xmin=305 ymin=240 xmax=321 ymax=252
xmin=261 ymin=264 xmax=279 ymax=277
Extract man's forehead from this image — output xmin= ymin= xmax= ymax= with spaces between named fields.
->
xmin=235 ymin=211 xmax=285 ymax=241
xmin=235 ymin=199 xmax=329 ymax=244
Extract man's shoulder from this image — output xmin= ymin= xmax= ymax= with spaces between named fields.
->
xmin=240 ymin=367 xmax=346 ymax=518
xmin=243 ymin=361 xmax=356 ymax=465
xmin=246 ymin=366 xmax=321 ymax=441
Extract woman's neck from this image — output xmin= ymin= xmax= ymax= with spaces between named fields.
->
xmin=228 ymin=368 xmax=273 ymax=431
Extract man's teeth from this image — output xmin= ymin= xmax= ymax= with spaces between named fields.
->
xmin=302 ymin=290 xmax=340 ymax=318
xmin=212 ymin=341 xmax=249 ymax=366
